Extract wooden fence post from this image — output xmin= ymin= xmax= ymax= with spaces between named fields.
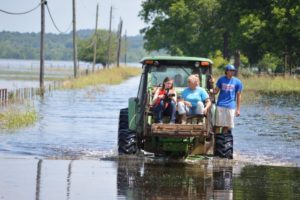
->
xmin=0 ymin=89 xmax=8 ymax=105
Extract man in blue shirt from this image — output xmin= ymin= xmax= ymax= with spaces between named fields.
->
xmin=214 ymin=64 xmax=243 ymax=134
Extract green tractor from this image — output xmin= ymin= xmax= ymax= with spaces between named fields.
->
xmin=118 ymin=56 xmax=233 ymax=158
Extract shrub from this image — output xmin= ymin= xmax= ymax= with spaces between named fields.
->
xmin=210 ymin=50 xmax=228 ymax=70
xmin=257 ymin=53 xmax=282 ymax=72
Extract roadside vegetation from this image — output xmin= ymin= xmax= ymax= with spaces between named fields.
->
xmin=240 ymin=75 xmax=300 ymax=104
xmin=0 ymin=105 xmax=37 ymax=129
xmin=62 ymin=66 xmax=141 ymax=89
xmin=242 ymin=76 xmax=300 ymax=95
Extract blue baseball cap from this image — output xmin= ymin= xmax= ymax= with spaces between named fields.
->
xmin=225 ymin=64 xmax=236 ymax=71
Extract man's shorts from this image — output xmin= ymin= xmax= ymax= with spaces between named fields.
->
xmin=215 ymin=106 xmax=235 ymax=128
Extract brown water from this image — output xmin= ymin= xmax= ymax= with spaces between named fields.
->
xmin=0 ymin=76 xmax=299 ymax=199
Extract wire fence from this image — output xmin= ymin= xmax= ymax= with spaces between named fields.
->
xmin=0 ymin=67 xmax=98 ymax=107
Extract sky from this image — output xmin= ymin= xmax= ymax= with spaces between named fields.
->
xmin=0 ymin=0 xmax=147 ymax=36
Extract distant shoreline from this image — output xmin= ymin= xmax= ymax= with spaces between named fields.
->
xmin=0 ymin=58 xmax=140 ymax=69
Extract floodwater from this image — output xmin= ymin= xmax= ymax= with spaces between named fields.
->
xmin=0 ymin=59 xmax=140 ymax=90
xmin=0 ymin=76 xmax=300 ymax=199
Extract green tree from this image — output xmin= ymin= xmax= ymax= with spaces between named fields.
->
xmin=267 ymin=0 xmax=300 ymax=72
xmin=139 ymin=0 xmax=222 ymax=57
xmin=233 ymin=0 xmax=300 ymax=70
xmin=139 ymin=0 xmax=300 ymax=70
xmin=78 ymin=29 xmax=118 ymax=67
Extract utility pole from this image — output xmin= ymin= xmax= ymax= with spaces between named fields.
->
xmin=124 ymin=30 xmax=127 ymax=66
xmin=92 ymin=3 xmax=99 ymax=72
xmin=106 ymin=6 xmax=112 ymax=69
xmin=116 ymin=18 xmax=123 ymax=67
xmin=72 ymin=0 xmax=78 ymax=77
xmin=39 ymin=0 xmax=45 ymax=94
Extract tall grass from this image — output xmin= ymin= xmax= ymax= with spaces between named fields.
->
xmin=0 ymin=105 xmax=38 ymax=129
xmin=62 ymin=66 xmax=141 ymax=89
xmin=241 ymin=75 xmax=300 ymax=95
xmin=239 ymin=75 xmax=300 ymax=104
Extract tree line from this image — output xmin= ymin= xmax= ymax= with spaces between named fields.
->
xmin=139 ymin=0 xmax=300 ymax=73
xmin=0 ymin=30 xmax=147 ymax=63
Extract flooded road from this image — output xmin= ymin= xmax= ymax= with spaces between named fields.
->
xmin=234 ymin=98 xmax=300 ymax=166
xmin=0 ymin=76 xmax=300 ymax=199
xmin=0 ymin=77 xmax=140 ymax=158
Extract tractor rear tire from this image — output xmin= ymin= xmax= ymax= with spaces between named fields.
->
xmin=118 ymin=108 xmax=137 ymax=154
xmin=215 ymin=131 xmax=233 ymax=159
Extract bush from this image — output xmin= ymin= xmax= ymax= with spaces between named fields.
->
xmin=257 ymin=53 xmax=282 ymax=72
xmin=239 ymin=68 xmax=254 ymax=78
xmin=240 ymin=54 xmax=250 ymax=68
xmin=210 ymin=50 xmax=228 ymax=69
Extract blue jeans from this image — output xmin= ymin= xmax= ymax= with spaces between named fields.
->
xmin=154 ymin=100 xmax=176 ymax=123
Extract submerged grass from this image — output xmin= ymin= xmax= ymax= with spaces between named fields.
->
xmin=0 ymin=105 xmax=38 ymax=129
xmin=62 ymin=66 xmax=141 ymax=89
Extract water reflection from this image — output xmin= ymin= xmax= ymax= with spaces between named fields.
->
xmin=35 ymin=160 xmax=42 ymax=200
xmin=34 ymin=159 xmax=74 ymax=200
xmin=117 ymin=157 xmax=233 ymax=200
xmin=66 ymin=161 xmax=73 ymax=200
xmin=1 ymin=158 xmax=300 ymax=200
xmin=233 ymin=165 xmax=300 ymax=199
xmin=116 ymin=157 xmax=300 ymax=200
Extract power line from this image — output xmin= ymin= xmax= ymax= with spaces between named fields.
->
xmin=45 ymin=4 xmax=72 ymax=34
xmin=0 ymin=1 xmax=46 ymax=15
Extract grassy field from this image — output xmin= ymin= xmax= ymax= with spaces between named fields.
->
xmin=240 ymin=75 xmax=300 ymax=104
xmin=241 ymin=75 xmax=300 ymax=94
xmin=62 ymin=66 xmax=141 ymax=89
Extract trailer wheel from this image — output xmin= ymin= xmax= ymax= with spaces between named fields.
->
xmin=215 ymin=131 xmax=233 ymax=159
xmin=118 ymin=108 xmax=137 ymax=154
